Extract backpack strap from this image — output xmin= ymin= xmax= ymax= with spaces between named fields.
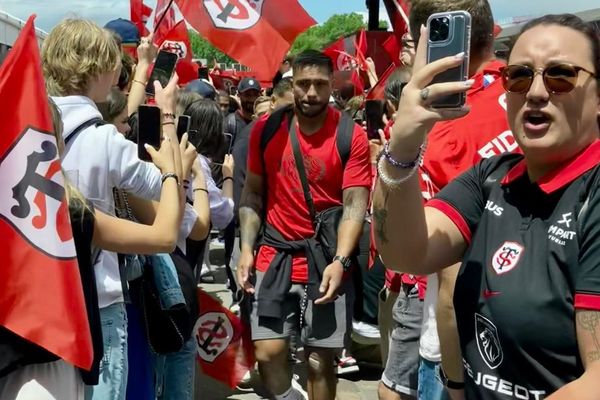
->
xmin=64 ymin=118 xmax=105 ymax=145
xmin=336 ymin=111 xmax=354 ymax=168
xmin=260 ymin=104 xmax=294 ymax=152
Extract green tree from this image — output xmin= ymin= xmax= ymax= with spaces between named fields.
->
xmin=188 ymin=30 xmax=234 ymax=64
xmin=290 ymin=13 xmax=366 ymax=54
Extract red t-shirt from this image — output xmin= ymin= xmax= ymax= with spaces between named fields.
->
xmin=247 ymin=107 xmax=372 ymax=283
xmin=384 ymin=60 xmax=516 ymax=294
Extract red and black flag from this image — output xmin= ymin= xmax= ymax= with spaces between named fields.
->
xmin=0 ymin=16 xmax=93 ymax=370
xmin=176 ymin=0 xmax=316 ymax=81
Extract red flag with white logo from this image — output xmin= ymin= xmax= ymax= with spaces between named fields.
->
xmin=324 ymin=30 xmax=367 ymax=95
xmin=158 ymin=20 xmax=193 ymax=61
xmin=131 ymin=0 xmax=154 ymax=36
xmin=0 ymin=16 xmax=93 ymax=370
xmin=382 ymin=0 xmax=410 ymax=43
xmin=195 ymin=289 xmax=255 ymax=388
xmin=176 ymin=0 xmax=316 ymax=81
xmin=154 ymin=0 xmax=177 ymax=46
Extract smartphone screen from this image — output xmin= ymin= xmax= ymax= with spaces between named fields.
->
xmin=426 ymin=11 xmax=471 ymax=109
xmin=177 ymin=115 xmax=191 ymax=141
xmin=146 ymin=51 xmax=178 ymax=96
xmin=198 ymin=67 xmax=209 ymax=80
xmin=365 ymin=100 xmax=385 ymax=140
xmin=223 ymin=132 xmax=234 ymax=154
xmin=137 ymin=105 xmax=162 ymax=162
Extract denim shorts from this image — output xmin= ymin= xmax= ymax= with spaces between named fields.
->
xmin=381 ymin=283 xmax=424 ymax=397
xmin=418 ymin=358 xmax=449 ymax=400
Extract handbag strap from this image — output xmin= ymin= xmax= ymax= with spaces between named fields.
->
xmin=288 ymin=117 xmax=317 ymax=227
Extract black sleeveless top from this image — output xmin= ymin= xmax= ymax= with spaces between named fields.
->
xmin=0 ymin=199 xmax=103 ymax=385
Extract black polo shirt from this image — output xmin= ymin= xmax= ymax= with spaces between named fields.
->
xmin=427 ymin=140 xmax=600 ymax=399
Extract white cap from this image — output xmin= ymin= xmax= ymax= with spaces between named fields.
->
xmin=282 ymin=70 xmax=293 ymax=79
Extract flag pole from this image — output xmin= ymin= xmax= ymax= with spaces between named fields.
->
xmin=154 ymin=0 xmax=175 ymax=33
xmin=392 ymin=0 xmax=410 ymax=27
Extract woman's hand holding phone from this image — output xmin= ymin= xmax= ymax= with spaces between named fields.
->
xmin=222 ymin=154 xmax=235 ymax=179
xmin=179 ymin=133 xmax=198 ymax=180
xmin=145 ymin=136 xmax=176 ymax=175
xmin=388 ymin=25 xmax=473 ymax=161
xmin=154 ymin=73 xmax=179 ymax=117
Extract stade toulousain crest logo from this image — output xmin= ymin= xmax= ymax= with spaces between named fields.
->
xmin=194 ymin=311 xmax=234 ymax=362
xmin=0 ymin=128 xmax=76 ymax=259
xmin=491 ymin=241 xmax=523 ymax=275
xmin=204 ymin=0 xmax=264 ymax=30
xmin=160 ymin=41 xmax=188 ymax=60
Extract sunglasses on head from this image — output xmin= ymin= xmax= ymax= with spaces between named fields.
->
xmin=501 ymin=63 xmax=596 ymax=94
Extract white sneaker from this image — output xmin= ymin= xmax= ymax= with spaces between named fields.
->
xmin=291 ymin=374 xmax=308 ymax=400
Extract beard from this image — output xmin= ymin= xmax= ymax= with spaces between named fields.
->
xmin=294 ymin=98 xmax=328 ymax=118
xmin=241 ymin=101 xmax=255 ymax=115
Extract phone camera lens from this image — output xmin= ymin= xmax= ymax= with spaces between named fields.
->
xmin=430 ymin=17 xmax=450 ymax=42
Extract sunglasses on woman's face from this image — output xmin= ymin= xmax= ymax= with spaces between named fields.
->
xmin=501 ymin=63 xmax=597 ymax=94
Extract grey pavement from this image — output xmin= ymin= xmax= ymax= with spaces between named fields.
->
xmin=194 ymin=245 xmax=382 ymax=400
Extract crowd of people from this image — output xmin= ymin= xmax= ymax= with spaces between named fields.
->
xmin=0 ymin=0 xmax=599 ymax=399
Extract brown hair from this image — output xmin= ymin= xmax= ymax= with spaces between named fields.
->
xmin=409 ymin=0 xmax=494 ymax=57
xmin=97 ymin=88 xmax=128 ymax=123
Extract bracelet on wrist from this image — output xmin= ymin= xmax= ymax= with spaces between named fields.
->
xmin=193 ymin=188 xmax=208 ymax=194
xmin=161 ymin=172 xmax=180 ymax=186
xmin=383 ymin=141 xmax=424 ymax=169
xmin=377 ymin=140 xmax=426 ymax=188
xmin=377 ymin=152 xmax=419 ymax=188
xmin=223 ymin=176 xmax=233 ymax=182
xmin=439 ymin=368 xmax=465 ymax=390
xmin=162 ymin=121 xmax=175 ymax=126
xmin=132 ymin=79 xmax=146 ymax=86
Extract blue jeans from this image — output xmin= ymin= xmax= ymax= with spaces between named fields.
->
xmin=153 ymin=338 xmax=195 ymax=400
xmin=418 ymin=358 xmax=449 ymax=400
xmin=86 ymin=303 xmax=128 ymax=400
xmin=125 ymin=304 xmax=154 ymax=400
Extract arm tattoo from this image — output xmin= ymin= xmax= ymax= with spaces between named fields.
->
xmin=577 ymin=311 xmax=600 ymax=363
xmin=239 ymin=189 xmax=263 ymax=249
xmin=372 ymin=190 xmax=390 ymax=245
xmin=372 ymin=206 xmax=389 ymax=245
xmin=341 ymin=187 xmax=369 ymax=223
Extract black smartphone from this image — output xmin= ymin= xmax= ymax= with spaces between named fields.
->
xmin=198 ymin=66 xmax=209 ymax=80
xmin=223 ymin=132 xmax=234 ymax=154
xmin=137 ymin=105 xmax=162 ymax=162
xmin=145 ymin=50 xmax=178 ymax=96
xmin=365 ymin=100 xmax=385 ymax=140
xmin=177 ymin=115 xmax=191 ymax=141
xmin=426 ymin=11 xmax=472 ymax=109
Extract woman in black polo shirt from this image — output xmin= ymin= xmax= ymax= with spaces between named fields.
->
xmin=373 ymin=14 xmax=600 ymax=399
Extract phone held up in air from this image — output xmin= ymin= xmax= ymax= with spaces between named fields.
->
xmin=177 ymin=115 xmax=191 ymax=141
xmin=223 ymin=132 xmax=234 ymax=154
xmin=137 ymin=105 xmax=162 ymax=162
xmin=365 ymin=100 xmax=385 ymax=140
xmin=145 ymin=50 xmax=179 ymax=96
xmin=426 ymin=11 xmax=472 ymax=109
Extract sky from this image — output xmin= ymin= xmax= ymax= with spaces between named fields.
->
xmin=1 ymin=0 xmax=599 ymax=33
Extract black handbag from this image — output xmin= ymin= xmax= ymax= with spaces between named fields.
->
xmin=114 ymin=190 xmax=197 ymax=354
xmin=128 ymin=253 xmax=197 ymax=354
